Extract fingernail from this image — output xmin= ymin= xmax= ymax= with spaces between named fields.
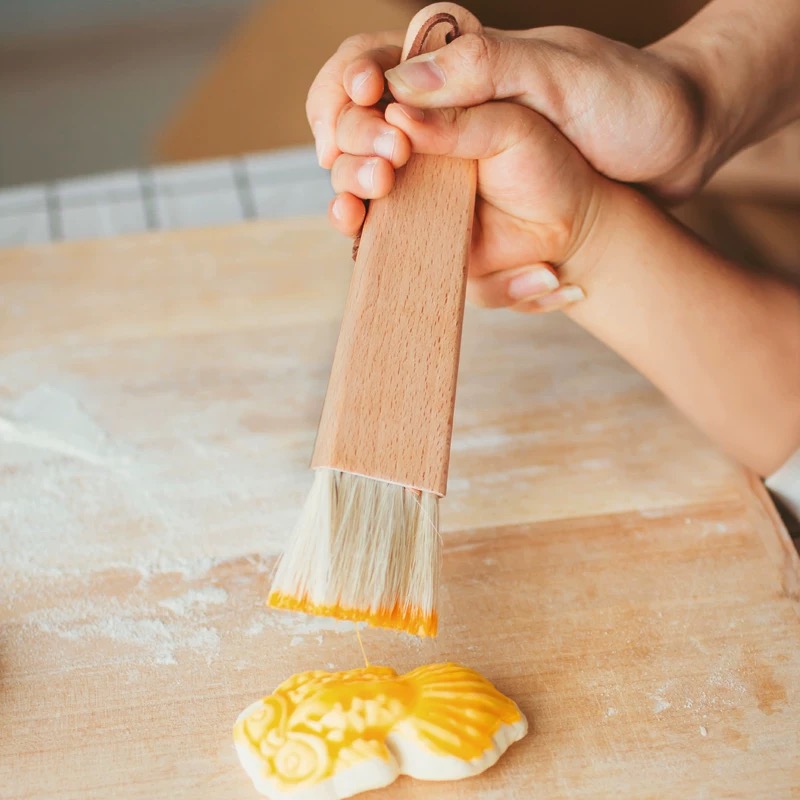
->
xmin=349 ymin=70 xmax=370 ymax=98
xmin=331 ymin=196 xmax=344 ymax=220
xmin=313 ymin=121 xmax=326 ymax=166
xmin=395 ymin=103 xmax=424 ymax=122
xmin=374 ymin=131 xmax=396 ymax=161
xmin=507 ymin=267 xmax=560 ymax=300
xmin=386 ymin=55 xmax=445 ymax=93
xmin=532 ymin=285 xmax=587 ymax=309
xmin=358 ymin=159 xmax=377 ymax=191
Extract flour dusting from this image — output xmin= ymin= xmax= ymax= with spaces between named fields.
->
xmin=244 ymin=619 xmax=267 ymax=637
xmin=159 ymin=586 xmax=228 ymax=615
xmin=652 ymin=697 xmax=672 ymax=714
xmin=1 ymin=384 xmax=114 ymax=460
xmin=0 ymin=371 xmax=308 ymax=584
xmin=25 ymin=596 xmax=221 ymax=666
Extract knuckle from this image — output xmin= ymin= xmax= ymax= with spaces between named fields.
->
xmin=452 ymin=32 xmax=493 ymax=73
xmin=439 ymin=106 xmax=459 ymax=129
xmin=339 ymin=32 xmax=373 ymax=54
xmin=306 ymin=53 xmax=347 ymax=122
xmin=548 ymin=25 xmax=599 ymax=52
xmin=437 ymin=107 xmax=462 ymax=152
xmin=329 ymin=155 xmax=347 ymax=186
xmin=373 ymin=43 xmax=402 ymax=64
xmin=335 ymin=101 xmax=357 ymax=129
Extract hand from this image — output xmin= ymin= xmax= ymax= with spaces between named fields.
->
xmin=343 ymin=95 xmax=607 ymax=311
xmin=307 ymin=25 xmax=711 ymax=309
xmin=310 ymin=26 xmax=712 ymax=195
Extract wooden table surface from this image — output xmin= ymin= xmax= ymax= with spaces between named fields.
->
xmin=1 ymin=218 xmax=799 ymax=799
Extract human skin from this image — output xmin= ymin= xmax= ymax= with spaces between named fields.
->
xmin=376 ymin=99 xmax=800 ymax=475
xmin=306 ymin=0 xmax=800 ymax=311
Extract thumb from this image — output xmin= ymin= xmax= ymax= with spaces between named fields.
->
xmin=384 ymin=32 xmax=557 ymax=110
xmin=384 ymin=101 xmax=548 ymax=161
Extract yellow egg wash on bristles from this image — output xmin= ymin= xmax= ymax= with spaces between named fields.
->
xmin=268 ymin=469 xmax=441 ymax=638
xmin=267 ymin=592 xmax=438 ymax=638
xmin=233 ymin=662 xmax=528 ymax=800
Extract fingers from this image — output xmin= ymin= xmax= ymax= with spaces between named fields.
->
xmin=384 ymin=100 xmax=540 ymax=161
xmin=335 ymin=104 xmax=411 ymax=168
xmin=468 ymin=263 xmax=585 ymax=312
xmin=467 ymin=264 xmax=559 ymax=308
xmin=343 ymin=46 xmax=403 ymax=105
xmin=327 ymin=103 xmax=411 ymax=208
xmin=330 ymin=155 xmax=395 ymax=199
xmin=512 ymin=285 xmax=586 ymax=313
xmin=307 ymin=66 xmax=351 ymax=169
xmin=384 ymin=32 xmax=561 ymax=114
xmin=307 ymin=33 xmax=403 ymax=168
xmin=329 ymin=193 xmax=366 ymax=237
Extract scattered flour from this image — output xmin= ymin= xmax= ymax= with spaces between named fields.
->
xmin=25 ymin=597 xmax=221 ymax=666
xmin=267 ymin=612 xmax=354 ymax=636
xmin=699 ymin=726 xmax=708 ymax=737
xmin=0 ymin=384 xmax=115 ymax=462
xmin=652 ymin=697 xmax=672 ymax=714
xmin=650 ymin=678 xmax=678 ymax=715
xmin=244 ymin=619 xmax=267 ymax=637
xmin=159 ymin=586 xmax=228 ymax=615
xmin=0 ymin=379 xmax=305 ymax=584
xmin=606 ymin=707 xmax=618 ymax=717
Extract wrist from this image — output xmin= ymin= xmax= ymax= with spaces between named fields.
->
xmin=557 ymin=176 xmax=620 ymax=290
xmin=649 ymin=0 xmax=800 ymax=191
xmin=646 ymin=36 xmax=731 ymax=195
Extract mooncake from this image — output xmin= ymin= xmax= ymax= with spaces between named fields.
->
xmin=233 ymin=662 xmax=527 ymax=799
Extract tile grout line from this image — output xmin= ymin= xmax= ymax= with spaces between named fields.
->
xmin=232 ymin=158 xmax=257 ymax=220
xmin=0 ymin=150 xmax=327 ymax=245
xmin=138 ymin=169 xmax=159 ymax=231
xmin=44 ymin=184 xmax=62 ymax=243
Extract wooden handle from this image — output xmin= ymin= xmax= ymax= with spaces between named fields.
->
xmin=311 ymin=3 xmax=480 ymax=496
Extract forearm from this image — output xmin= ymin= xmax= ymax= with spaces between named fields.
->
xmin=563 ymin=183 xmax=800 ymax=476
xmin=650 ymin=0 xmax=800 ymax=180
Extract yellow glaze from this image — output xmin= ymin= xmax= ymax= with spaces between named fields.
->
xmin=233 ymin=662 xmax=525 ymax=794
xmin=267 ymin=591 xmax=437 ymax=637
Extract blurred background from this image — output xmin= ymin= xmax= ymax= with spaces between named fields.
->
xmin=1 ymin=0 xmax=798 ymax=285
xmin=1 ymin=0 xmax=252 ymax=186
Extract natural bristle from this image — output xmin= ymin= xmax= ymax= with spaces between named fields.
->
xmin=267 ymin=591 xmax=438 ymax=637
xmin=268 ymin=469 xmax=441 ymax=637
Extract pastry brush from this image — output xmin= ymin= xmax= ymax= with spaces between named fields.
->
xmin=269 ymin=3 xmax=479 ymax=637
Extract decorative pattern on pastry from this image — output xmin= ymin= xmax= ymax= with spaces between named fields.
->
xmin=233 ymin=662 xmax=528 ymax=799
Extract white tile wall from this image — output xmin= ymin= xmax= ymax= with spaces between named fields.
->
xmin=0 ymin=146 xmax=331 ymax=247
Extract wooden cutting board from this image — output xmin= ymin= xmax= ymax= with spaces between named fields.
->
xmin=1 ymin=218 xmax=798 ymax=799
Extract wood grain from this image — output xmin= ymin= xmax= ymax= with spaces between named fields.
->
xmin=312 ymin=5 xmax=479 ymax=495
xmin=1 ymin=219 xmax=799 ymax=799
